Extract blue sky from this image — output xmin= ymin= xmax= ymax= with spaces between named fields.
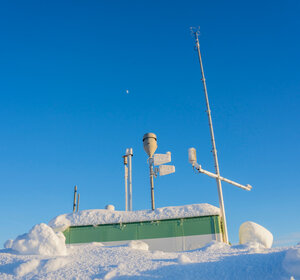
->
xmin=0 ymin=0 xmax=299 ymax=247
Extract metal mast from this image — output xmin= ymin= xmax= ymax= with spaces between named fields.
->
xmin=193 ymin=30 xmax=229 ymax=244
xmin=123 ymin=148 xmax=133 ymax=211
xmin=128 ymin=148 xmax=133 ymax=211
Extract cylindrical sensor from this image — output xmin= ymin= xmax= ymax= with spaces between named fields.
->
xmin=188 ymin=147 xmax=197 ymax=165
xmin=143 ymin=133 xmax=157 ymax=158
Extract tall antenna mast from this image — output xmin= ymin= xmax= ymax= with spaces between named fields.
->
xmin=191 ymin=28 xmax=229 ymax=244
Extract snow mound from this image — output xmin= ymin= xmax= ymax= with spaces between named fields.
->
xmin=178 ymin=254 xmax=192 ymax=264
xmin=3 ymin=239 xmax=13 ymax=249
xmin=283 ymin=246 xmax=300 ymax=277
xmin=43 ymin=257 xmax=69 ymax=273
xmin=202 ymin=240 xmax=230 ymax=251
xmin=49 ymin=203 xmax=220 ymax=231
xmin=105 ymin=204 xmax=115 ymax=211
xmin=7 ymin=223 xmax=67 ymax=256
xmin=128 ymin=240 xmax=149 ymax=251
xmin=239 ymin=221 xmax=273 ymax=248
xmin=14 ymin=259 xmax=40 ymax=277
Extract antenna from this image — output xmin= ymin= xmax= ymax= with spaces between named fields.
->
xmin=191 ymin=28 xmax=229 ymax=244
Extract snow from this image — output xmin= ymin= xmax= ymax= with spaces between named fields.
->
xmin=1 ymin=211 xmax=299 ymax=279
xmin=5 ymin=223 xmax=67 ymax=256
xmin=128 ymin=240 xmax=149 ymax=251
xmin=1 ymin=240 xmax=299 ymax=279
xmin=177 ymin=254 xmax=192 ymax=264
xmin=14 ymin=259 xmax=40 ymax=277
xmin=239 ymin=221 xmax=273 ymax=248
xmin=105 ymin=204 xmax=115 ymax=211
xmin=49 ymin=203 xmax=220 ymax=231
xmin=283 ymin=246 xmax=300 ymax=277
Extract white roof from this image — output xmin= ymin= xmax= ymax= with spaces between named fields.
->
xmin=49 ymin=203 xmax=220 ymax=232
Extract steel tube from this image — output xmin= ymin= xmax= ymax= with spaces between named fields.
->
xmin=194 ymin=32 xmax=228 ymax=244
xmin=149 ymin=158 xmax=155 ymax=210
xmin=128 ymin=152 xmax=132 ymax=211
xmin=195 ymin=164 xmax=252 ymax=191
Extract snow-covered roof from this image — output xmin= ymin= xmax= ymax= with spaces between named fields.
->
xmin=49 ymin=203 xmax=220 ymax=232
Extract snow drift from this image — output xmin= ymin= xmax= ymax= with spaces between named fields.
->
xmin=5 ymin=223 xmax=67 ymax=256
xmin=239 ymin=221 xmax=273 ymax=248
xmin=0 ymin=241 xmax=298 ymax=279
xmin=283 ymin=246 xmax=300 ymax=277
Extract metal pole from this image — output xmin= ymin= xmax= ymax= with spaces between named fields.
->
xmin=128 ymin=148 xmax=133 ymax=211
xmin=76 ymin=193 xmax=80 ymax=212
xmin=194 ymin=163 xmax=252 ymax=191
xmin=125 ymin=164 xmax=128 ymax=211
xmin=149 ymin=158 xmax=155 ymax=210
xmin=193 ymin=31 xmax=229 ymax=244
xmin=123 ymin=155 xmax=128 ymax=211
xmin=73 ymin=185 xmax=77 ymax=213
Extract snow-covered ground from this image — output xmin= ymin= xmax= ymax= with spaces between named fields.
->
xmin=1 ymin=233 xmax=300 ymax=279
xmin=1 ymin=240 xmax=299 ymax=279
xmin=1 ymin=207 xmax=299 ymax=279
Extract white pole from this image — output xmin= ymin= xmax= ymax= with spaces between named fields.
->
xmin=149 ymin=157 xmax=155 ymax=210
xmin=193 ymin=31 xmax=229 ymax=244
xmin=123 ymin=155 xmax=128 ymax=211
xmin=125 ymin=164 xmax=128 ymax=211
xmin=128 ymin=148 xmax=133 ymax=211
xmin=76 ymin=193 xmax=80 ymax=212
xmin=193 ymin=163 xmax=252 ymax=191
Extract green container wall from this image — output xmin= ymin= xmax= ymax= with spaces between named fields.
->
xmin=63 ymin=215 xmax=221 ymax=244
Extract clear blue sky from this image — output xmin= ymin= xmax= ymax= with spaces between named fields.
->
xmin=0 ymin=0 xmax=299 ymax=247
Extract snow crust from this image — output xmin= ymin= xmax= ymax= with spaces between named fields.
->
xmin=283 ymin=246 xmax=300 ymax=277
xmin=5 ymin=223 xmax=67 ymax=256
xmin=0 ymin=241 xmax=298 ymax=279
xmin=239 ymin=221 xmax=273 ymax=248
xmin=49 ymin=203 xmax=220 ymax=231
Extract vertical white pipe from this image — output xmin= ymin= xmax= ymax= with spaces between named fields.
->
xmin=149 ymin=157 xmax=155 ymax=210
xmin=76 ymin=193 xmax=80 ymax=212
xmin=128 ymin=149 xmax=133 ymax=211
xmin=125 ymin=164 xmax=128 ymax=211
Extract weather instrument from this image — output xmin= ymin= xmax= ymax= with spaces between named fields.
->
xmin=143 ymin=133 xmax=175 ymax=210
xmin=189 ymin=28 xmax=253 ymax=244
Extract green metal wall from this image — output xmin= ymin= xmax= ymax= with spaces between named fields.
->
xmin=63 ymin=215 xmax=221 ymax=244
